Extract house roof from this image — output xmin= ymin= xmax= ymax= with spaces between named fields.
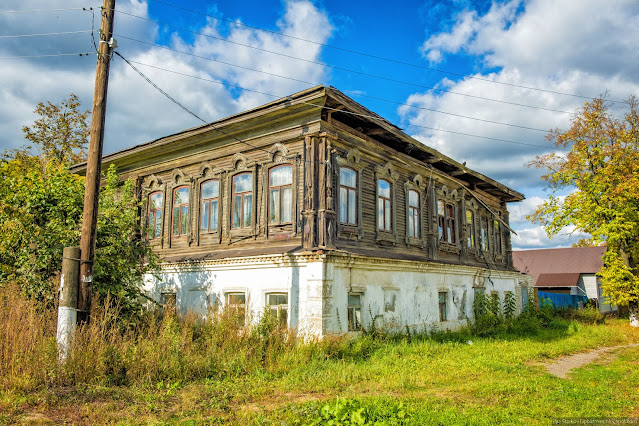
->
xmin=70 ymin=85 xmax=524 ymax=202
xmin=536 ymin=272 xmax=581 ymax=288
xmin=512 ymin=246 xmax=605 ymax=286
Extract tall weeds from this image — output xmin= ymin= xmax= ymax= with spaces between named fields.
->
xmin=0 ymin=285 xmax=337 ymax=392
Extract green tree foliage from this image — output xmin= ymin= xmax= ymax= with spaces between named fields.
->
xmin=0 ymin=94 xmax=156 ymax=317
xmin=529 ymin=96 xmax=639 ymax=325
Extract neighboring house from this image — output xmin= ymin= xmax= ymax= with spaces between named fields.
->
xmin=74 ymin=85 xmax=532 ymax=337
xmin=513 ymin=246 xmax=615 ymax=313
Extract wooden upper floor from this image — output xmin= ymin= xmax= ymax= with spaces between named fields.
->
xmin=73 ymin=86 xmax=524 ymax=270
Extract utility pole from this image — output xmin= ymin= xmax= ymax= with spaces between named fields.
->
xmin=78 ymin=0 xmax=116 ymax=322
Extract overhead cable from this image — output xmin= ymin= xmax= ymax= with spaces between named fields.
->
xmin=0 ymin=30 xmax=96 ymax=38
xmin=142 ymin=0 xmax=623 ymax=103
xmin=114 ymin=34 xmax=552 ymax=133
xmin=114 ymin=9 xmax=572 ymax=114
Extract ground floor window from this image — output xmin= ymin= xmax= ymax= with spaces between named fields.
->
xmin=161 ymin=292 xmax=176 ymax=313
xmin=438 ymin=292 xmax=447 ymax=321
xmin=266 ymin=292 xmax=288 ymax=326
xmin=226 ymin=292 xmax=246 ymax=325
xmin=347 ymin=293 xmax=362 ymax=331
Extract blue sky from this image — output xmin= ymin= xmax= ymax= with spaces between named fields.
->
xmin=1 ymin=0 xmax=638 ymax=249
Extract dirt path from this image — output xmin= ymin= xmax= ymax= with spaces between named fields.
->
xmin=545 ymin=343 xmax=639 ymax=378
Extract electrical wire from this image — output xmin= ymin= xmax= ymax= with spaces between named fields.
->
xmin=0 ymin=52 xmax=93 ymax=59
xmin=142 ymin=0 xmax=624 ymax=103
xmin=0 ymin=30 xmax=97 ymax=38
xmin=114 ymin=34 xmax=553 ymax=133
xmin=117 ymin=56 xmax=563 ymax=151
xmin=114 ymin=9 xmax=572 ymax=115
xmin=0 ymin=8 xmax=89 ymax=14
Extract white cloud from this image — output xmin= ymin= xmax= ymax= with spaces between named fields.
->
xmin=406 ymin=0 xmax=639 ymax=248
xmin=0 ymin=0 xmax=334 ymax=155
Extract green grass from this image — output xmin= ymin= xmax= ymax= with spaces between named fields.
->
xmin=1 ymin=319 xmax=638 ymax=425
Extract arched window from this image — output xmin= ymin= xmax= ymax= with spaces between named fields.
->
xmin=407 ymin=189 xmax=420 ymax=238
xmin=466 ymin=210 xmax=476 ymax=248
xmin=377 ymin=179 xmax=392 ymax=231
xmin=200 ymin=179 xmax=219 ymax=233
xmin=148 ymin=191 xmax=163 ymax=239
xmin=232 ymin=173 xmax=253 ymax=229
xmin=269 ymin=165 xmax=293 ymax=225
xmin=172 ymin=186 xmax=189 ymax=237
xmin=339 ymin=167 xmax=357 ymax=225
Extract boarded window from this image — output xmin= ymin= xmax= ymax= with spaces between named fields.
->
xmin=200 ymin=179 xmax=219 ymax=233
xmin=347 ymin=293 xmax=362 ymax=331
xmin=439 ymin=292 xmax=447 ymax=321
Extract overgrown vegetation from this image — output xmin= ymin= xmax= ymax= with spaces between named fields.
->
xmin=0 ymin=94 xmax=156 ymax=316
xmin=1 ymin=284 xmax=638 ymax=424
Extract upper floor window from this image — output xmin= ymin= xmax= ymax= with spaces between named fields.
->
xmin=407 ymin=189 xmax=420 ymax=238
xmin=377 ymin=179 xmax=392 ymax=231
xmin=466 ymin=210 xmax=476 ymax=248
xmin=493 ymin=220 xmax=503 ymax=255
xmin=172 ymin=186 xmax=190 ymax=237
xmin=148 ymin=191 xmax=163 ymax=239
xmin=232 ymin=173 xmax=253 ymax=229
xmin=200 ymin=179 xmax=219 ymax=233
xmin=339 ymin=167 xmax=357 ymax=226
xmin=480 ymin=216 xmax=490 ymax=252
xmin=269 ymin=165 xmax=293 ymax=225
xmin=438 ymin=201 xmax=456 ymax=244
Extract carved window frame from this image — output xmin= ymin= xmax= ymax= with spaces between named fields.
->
xmin=336 ymin=149 xmax=365 ymax=239
xmin=226 ymin=153 xmax=258 ymax=240
xmin=435 ymin=185 xmax=461 ymax=253
xmin=167 ymin=169 xmax=194 ymax=247
xmin=261 ymin=143 xmax=299 ymax=238
xmin=479 ymin=211 xmax=492 ymax=254
xmin=194 ymin=163 xmax=224 ymax=245
xmin=374 ymin=162 xmax=399 ymax=243
xmin=465 ymin=199 xmax=479 ymax=254
xmin=171 ymin=185 xmax=190 ymax=238
xmin=141 ymin=175 xmax=166 ymax=247
xmin=404 ymin=174 xmax=426 ymax=247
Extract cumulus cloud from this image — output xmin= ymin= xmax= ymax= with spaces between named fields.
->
xmin=0 ymin=0 xmax=334 ymax=155
xmin=404 ymin=0 xmax=639 ymax=248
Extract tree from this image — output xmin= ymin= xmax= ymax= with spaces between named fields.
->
xmin=0 ymin=95 xmax=156 ymax=318
xmin=529 ymin=96 xmax=639 ymax=326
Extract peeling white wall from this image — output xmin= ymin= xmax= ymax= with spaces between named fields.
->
xmin=142 ymin=253 xmax=532 ymax=337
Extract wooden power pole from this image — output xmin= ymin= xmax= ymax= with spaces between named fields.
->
xmin=78 ymin=0 xmax=116 ymax=322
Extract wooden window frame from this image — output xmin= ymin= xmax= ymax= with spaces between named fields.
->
xmin=231 ymin=172 xmax=254 ymax=230
xmin=336 ymin=149 xmax=365 ymax=240
xmin=199 ymin=178 xmax=220 ymax=235
xmin=265 ymin=292 xmax=289 ymax=327
xmin=404 ymin=175 xmax=426 ymax=247
xmin=147 ymin=190 xmax=164 ymax=240
xmin=377 ymin=178 xmax=392 ymax=232
xmin=338 ymin=166 xmax=358 ymax=227
xmin=407 ymin=189 xmax=420 ymax=238
xmin=466 ymin=209 xmax=476 ymax=249
xmin=268 ymin=164 xmax=294 ymax=226
xmin=374 ymin=162 xmax=399 ymax=243
xmin=438 ymin=291 xmax=448 ymax=322
xmin=226 ymin=292 xmax=246 ymax=326
xmin=171 ymin=185 xmax=190 ymax=238
xmin=347 ymin=293 xmax=362 ymax=331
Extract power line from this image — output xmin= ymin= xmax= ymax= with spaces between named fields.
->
xmin=114 ymin=34 xmax=552 ymax=133
xmin=142 ymin=0 xmax=622 ymax=103
xmin=116 ymin=56 xmax=563 ymax=151
xmin=114 ymin=9 xmax=572 ymax=115
xmin=0 ymin=30 xmax=96 ymax=38
xmin=0 ymin=8 xmax=88 ymax=14
xmin=0 ymin=52 xmax=93 ymax=59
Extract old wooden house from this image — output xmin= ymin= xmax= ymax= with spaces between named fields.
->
xmin=88 ymin=85 xmax=532 ymax=336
